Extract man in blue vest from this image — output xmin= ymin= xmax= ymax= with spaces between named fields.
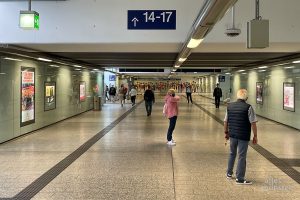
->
xmin=224 ymin=89 xmax=258 ymax=185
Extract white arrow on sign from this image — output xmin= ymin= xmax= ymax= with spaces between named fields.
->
xmin=131 ymin=17 xmax=139 ymax=27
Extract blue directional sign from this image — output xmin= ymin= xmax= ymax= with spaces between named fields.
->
xmin=128 ymin=10 xmax=176 ymax=30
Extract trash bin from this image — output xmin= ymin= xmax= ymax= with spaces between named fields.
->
xmin=94 ymin=96 xmax=102 ymax=111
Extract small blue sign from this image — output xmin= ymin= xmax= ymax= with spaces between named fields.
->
xmin=218 ymin=75 xmax=225 ymax=82
xmin=128 ymin=10 xmax=176 ymax=30
xmin=109 ymin=75 xmax=116 ymax=81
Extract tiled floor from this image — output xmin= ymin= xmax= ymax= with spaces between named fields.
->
xmin=0 ymin=94 xmax=299 ymax=200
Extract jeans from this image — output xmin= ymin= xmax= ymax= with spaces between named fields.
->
xmin=227 ymin=137 xmax=249 ymax=181
xmin=145 ymin=101 xmax=153 ymax=115
xmin=167 ymin=116 xmax=177 ymax=141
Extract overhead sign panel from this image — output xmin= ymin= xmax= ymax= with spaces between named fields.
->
xmin=128 ymin=10 xmax=176 ymax=30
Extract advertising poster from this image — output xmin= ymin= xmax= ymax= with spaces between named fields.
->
xmin=283 ymin=82 xmax=295 ymax=112
xmin=21 ymin=67 xmax=35 ymax=126
xmin=256 ymin=82 xmax=263 ymax=104
xmin=80 ymin=81 xmax=86 ymax=102
xmin=45 ymin=82 xmax=56 ymax=111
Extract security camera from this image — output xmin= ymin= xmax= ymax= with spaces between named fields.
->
xmin=225 ymin=28 xmax=241 ymax=37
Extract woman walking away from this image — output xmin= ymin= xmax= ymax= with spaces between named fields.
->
xmin=164 ymin=89 xmax=180 ymax=146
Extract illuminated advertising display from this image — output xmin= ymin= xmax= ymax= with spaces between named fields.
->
xmin=256 ymin=82 xmax=263 ymax=104
xmin=80 ymin=81 xmax=86 ymax=102
xmin=21 ymin=67 xmax=35 ymax=126
xmin=45 ymin=82 xmax=56 ymax=111
xmin=283 ymin=82 xmax=295 ymax=112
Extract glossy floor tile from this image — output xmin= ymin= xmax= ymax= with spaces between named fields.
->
xmin=0 ymin=95 xmax=299 ymax=200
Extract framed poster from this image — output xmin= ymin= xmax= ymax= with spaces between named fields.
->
xmin=21 ymin=67 xmax=35 ymax=126
xmin=79 ymin=81 xmax=86 ymax=102
xmin=44 ymin=82 xmax=56 ymax=111
xmin=256 ymin=82 xmax=263 ymax=104
xmin=283 ymin=82 xmax=295 ymax=112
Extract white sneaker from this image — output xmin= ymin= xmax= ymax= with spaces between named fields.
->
xmin=167 ymin=141 xmax=176 ymax=146
xmin=166 ymin=139 xmax=176 ymax=144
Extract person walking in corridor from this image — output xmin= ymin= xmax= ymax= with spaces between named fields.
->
xmin=164 ymin=89 xmax=180 ymax=146
xmin=224 ymin=89 xmax=258 ymax=185
xmin=129 ymin=86 xmax=137 ymax=106
xmin=213 ymin=83 xmax=222 ymax=108
xmin=144 ymin=85 xmax=155 ymax=116
xmin=186 ymin=84 xmax=193 ymax=104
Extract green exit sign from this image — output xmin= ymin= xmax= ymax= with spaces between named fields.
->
xmin=20 ymin=11 xmax=39 ymax=30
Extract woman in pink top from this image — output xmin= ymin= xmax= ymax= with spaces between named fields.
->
xmin=164 ymin=89 xmax=180 ymax=145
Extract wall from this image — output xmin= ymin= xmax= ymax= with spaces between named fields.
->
xmin=230 ymin=64 xmax=300 ymax=129
xmin=0 ymin=54 xmax=103 ymax=143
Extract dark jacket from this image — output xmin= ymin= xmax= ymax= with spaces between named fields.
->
xmin=213 ymin=87 xmax=222 ymax=97
xmin=227 ymin=99 xmax=251 ymax=141
xmin=144 ymin=89 xmax=155 ymax=102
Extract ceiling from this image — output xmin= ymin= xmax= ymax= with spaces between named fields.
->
xmin=1 ymin=44 xmax=299 ymax=78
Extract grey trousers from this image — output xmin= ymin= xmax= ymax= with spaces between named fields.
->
xmin=226 ymin=137 xmax=249 ymax=181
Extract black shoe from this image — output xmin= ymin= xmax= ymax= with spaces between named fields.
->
xmin=236 ymin=179 xmax=252 ymax=185
xmin=226 ymin=174 xmax=233 ymax=179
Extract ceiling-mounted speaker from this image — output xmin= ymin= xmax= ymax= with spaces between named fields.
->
xmin=247 ymin=19 xmax=269 ymax=48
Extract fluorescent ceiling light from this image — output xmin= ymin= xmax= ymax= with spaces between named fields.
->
xmin=284 ymin=66 xmax=295 ymax=69
xmin=225 ymin=72 xmax=231 ymax=74
xmin=74 ymin=68 xmax=81 ymax=71
xmin=242 ymin=73 xmax=247 ymax=75
xmin=259 ymin=70 xmax=266 ymax=72
xmin=3 ymin=57 xmax=23 ymax=62
xmin=49 ymin=65 xmax=60 ymax=68
xmin=174 ymin=65 xmax=180 ymax=68
xmin=292 ymin=60 xmax=300 ymax=64
xmin=38 ymin=58 xmax=52 ymax=62
xmin=187 ymin=38 xmax=204 ymax=48
xmin=258 ymin=66 xmax=268 ymax=69
xmin=172 ymin=69 xmax=176 ymax=72
xmin=73 ymin=65 xmax=82 ymax=68
xmin=178 ymin=58 xmax=187 ymax=62
xmin=194 ymin=72 xmax=197 ymax=74
xmin=238 ymin=70 xmax=245 ymax=72
xmin=0 ymin=73 xmax=6 ymax=75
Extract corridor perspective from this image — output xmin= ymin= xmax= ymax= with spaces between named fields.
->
xmin=0 ymin=95 xmax=299 ymax=200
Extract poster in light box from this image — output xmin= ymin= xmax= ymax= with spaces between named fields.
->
xmin=283 ymin=82 xmax=295 ymax=112
xmin=21 ymin=67 xmax=35 ymax=126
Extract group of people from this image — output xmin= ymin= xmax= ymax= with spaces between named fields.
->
xmin=105 ymin=85 xmax=138 ymax=107
xmin=144 ymin=85 xmax=258 ymax=185
xmin=107 ymin=83 xmax=258 ymax=185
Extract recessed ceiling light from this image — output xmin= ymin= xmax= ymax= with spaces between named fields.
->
xmin=284 ymin=66 xmax=295 ymax=69
xmin=73 ymin=65 xmax=82 ymax=68
xmin=194 ymin=72 xmax=197 ymax=74
xmin=3 ymin=57 xmax=23 ymax=62
xmin=259 ymin=70 xmax=266 ymax=72
xmin=38 ymin=58 xmax=52 ymax=62
xmin=49 ymin=65 xmax=60 ymax=68
xmin=225 ymin=72 xmax=231 ymax=74
xmin=292 ymin=60 xmax=300 ymax=64
xmin=258 ymin=66 xmax=268 ymax=69
xmin=238 ymin=70 xmax=245 ymax=72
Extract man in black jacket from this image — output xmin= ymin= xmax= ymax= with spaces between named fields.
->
xmin=224 ymin=89 xmax=258 ymax=185
xmin=213 ymin=83 xmax=222 ymax=108
xmin=144 ymin=85 xmax=155 ymax=116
